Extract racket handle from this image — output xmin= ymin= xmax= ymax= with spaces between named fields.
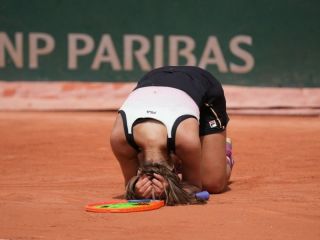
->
xmin=195 ymin=191 xmax=210 ymax=201
xmin=128 ymin=192 xmax=210 ymax=203
xmin=128 ymin=199 xmax=152 ymax=203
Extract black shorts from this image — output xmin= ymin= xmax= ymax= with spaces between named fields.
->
xmin=199 ymin=101 xmax=229 ymax=136
xmin=136 ymin=66 xmax=229 ymax=136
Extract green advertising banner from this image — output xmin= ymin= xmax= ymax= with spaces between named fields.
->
xmin=0 ymin=0 xmax=319 ymax=87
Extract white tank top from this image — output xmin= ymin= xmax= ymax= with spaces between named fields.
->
xmin=119 ymin=86 xmax=200 ymax=151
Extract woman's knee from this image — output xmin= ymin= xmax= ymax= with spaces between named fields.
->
xmin=175 ymin=118 xmax=200 ymax=154
xmin=175 ymin=136 xmax=201 ymax=160
xmin=175 ymin=127 xmax=201 ymax=155
xmin=202 ymin=176 xmax=227 ymax=194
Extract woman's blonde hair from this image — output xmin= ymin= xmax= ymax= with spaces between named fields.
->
xmin=125 ymin=162 xmax=206 ymax=206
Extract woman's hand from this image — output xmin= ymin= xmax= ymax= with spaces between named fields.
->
xmin=151 ymin=173 xmax=168 ymax=199
xmin=134 ymin=175 xmax=153 ymax=198
xmin=134 ymin=173 xmax=168 ymax=199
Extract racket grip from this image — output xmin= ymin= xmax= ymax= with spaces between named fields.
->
xmin=195 ymin=191 xmax=210 ymax=201
xmin=128 ymin=199 xmax=152 ymax=203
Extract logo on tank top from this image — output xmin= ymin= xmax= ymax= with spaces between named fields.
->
xmin=209 ymin=120 xmax=217 ymax=128
xmin=147 ymin=110 xmax=157 ymax=114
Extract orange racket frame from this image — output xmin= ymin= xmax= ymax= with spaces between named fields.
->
xmin=85 ymin=200 xmax=165 ymax=213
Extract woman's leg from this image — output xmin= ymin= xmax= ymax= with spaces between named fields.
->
xmin=200 ymin=130 xmax=231 ymax=193
xmin=110 ymin=114 xmax=139 ymax=185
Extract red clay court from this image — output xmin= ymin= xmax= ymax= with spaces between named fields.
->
xmin=1 ymin=112 xmax=319 ymax=240
xmin=1 ymin=1 xmax=320 ymax=239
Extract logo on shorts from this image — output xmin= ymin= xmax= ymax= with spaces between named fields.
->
xmin=208 ymin=120 xmax=217 ymax=128
xmin=146 ymin=110 xmax=157 ymax=114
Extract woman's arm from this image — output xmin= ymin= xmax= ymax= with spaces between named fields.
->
xmin=110 ymin=114 xmax=139 ymax=185
xmin=175 ymin=118 xmax=202 ymax=190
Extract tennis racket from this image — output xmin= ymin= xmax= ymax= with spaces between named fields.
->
xmin=85 ymin=199 xmax=165 ymax=213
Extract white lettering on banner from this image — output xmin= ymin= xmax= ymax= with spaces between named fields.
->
xmin=91 ymin=34 xmax=121 ymax=70
xmin=229 ymin=35 xmax=254 ymax=73
xmin=169 ymin=35 xmax=196 ymax=66
xmin=154 ymin=35 xmax=164 ymax=68
xmin=198 ymin=36 xmax=228 ymax=72
xmin=0 ymin=32 xmax=23 ymax=68
xmin=29 ymin=33 xmax=55 ymax=69
xmin=68 ymin=33 xmax=94 ymax=69
xmin=0 ymin=32 xmax=254 ymax=74
xmin=68 ymin=34 xmax=254 ymax=73
xmin=124 ymin=35 xmax=151 ymax=71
